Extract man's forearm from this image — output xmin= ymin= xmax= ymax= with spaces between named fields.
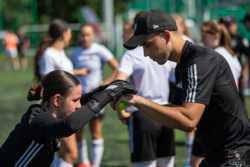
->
xmin=131 ymin=95 xmax=200 ymax=132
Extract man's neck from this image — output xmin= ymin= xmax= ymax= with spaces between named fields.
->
xmin=169 ymin=37 xmax=186 ymax=64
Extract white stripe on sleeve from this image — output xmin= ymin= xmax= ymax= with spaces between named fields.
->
xmin=23 ymin=144 xmax=44 ymax=167
xmin=192 ymin=64 xmax=197 ymax=102
xmin=14 ymin=141 xmax=35 ymax=167
xmin=185 ymin=64 xmax=198 ymax=103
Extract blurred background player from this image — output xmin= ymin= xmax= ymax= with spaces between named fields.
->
xmin=2 ymin=30 xmax=20 ymax=71
xmin=34 ymin=18 xmax=87 ymax=167
xmin=242 ymin=13 xmax=250 ymax=32
xmin=172 ymin=14 xmax=194 ymax=43
xmin=17 ymin=27 xmax=30 ymax=70
xmin=115 ymin=12 xmax=176 ymax=167
xmin=70 ymin=24 xmax=119 ymax=167
xmin=220 ymin=15 xmax=249 ymax=104
xmin=189 ymin=19 xmax=242 ymax=167
xmin=172 ymin=14 xmax=194 ymax=167
xmin=241 ymin=13 xmax=250 ymax=91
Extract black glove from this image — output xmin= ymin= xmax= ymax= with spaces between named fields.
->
xmin=103 ymin=80 xmax=138 ymax=101
xmin=80 ymin=85 xmax=106 ymax=106
xmin=87 ymin=80 xmax=138 ymax=113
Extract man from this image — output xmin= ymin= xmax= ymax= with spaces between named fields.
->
xmin=111 ymin=10 xmax=250 ymax=167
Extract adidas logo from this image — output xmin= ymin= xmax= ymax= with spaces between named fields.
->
xmin=153 ymin=25 xmax=159 ymax=29
xmin=176 ymin=81 xmax=182 ymax=89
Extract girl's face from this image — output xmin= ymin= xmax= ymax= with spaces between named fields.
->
xmin=63 ymin=28 xmax=72 ymax=47
xmin=56 ymin=84 xmax=82 ymax=119
xmin=122 ymin=26 xmax=133 ymax=43
xmin=200 ymin=31 xmax=217 ymax=48
xmin=79 ymin=26 xmax=94 ymax=49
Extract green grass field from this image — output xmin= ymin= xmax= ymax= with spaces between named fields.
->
xmin=0 ymin=54 xmax=250 ymax=167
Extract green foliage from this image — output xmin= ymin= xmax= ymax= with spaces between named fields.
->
xmin=2 ymin=0 xmax=31 ymax=30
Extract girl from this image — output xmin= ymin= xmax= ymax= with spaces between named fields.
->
xmin=70 ymin=24 xmax=119 ymax=167
xmin=0 ymin=70 xmax=98 ymax=167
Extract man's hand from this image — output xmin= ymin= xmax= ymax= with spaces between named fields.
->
xmin=117 ymin=110 xmax=132 ymax=125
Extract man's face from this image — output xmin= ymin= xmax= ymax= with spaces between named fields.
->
xmin=227 ymin=23 xmax=237 ymax=35
xmin=244 ymin=21 xmax=250 ymax=31
xmin=140 ymin=32 xmax=171 ymax=65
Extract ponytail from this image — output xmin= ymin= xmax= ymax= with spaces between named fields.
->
xmin=34 ymin=33 xmax=53 ymax=82
xmin=219 ymin=23 xmax=234 ymax=55
xmin=34 ymin=19 xmax=70 ymax=82
xmin=27 ymin=84 xmax=44 ymax=101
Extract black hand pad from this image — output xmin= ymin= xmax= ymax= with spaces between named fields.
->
xmin=104 ymin=80 xmax=138 ymax=101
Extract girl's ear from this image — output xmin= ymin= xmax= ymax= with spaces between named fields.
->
xmin=53 ymin=94 xmax=62 ymax=107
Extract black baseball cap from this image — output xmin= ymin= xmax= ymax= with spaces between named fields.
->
xmin=241 ymin=14 xmax=250 ymax=22
xmin=224 ymin=15 xmax=237 ymax=25
xmin=123 ymin=10 xmax=177 ymax=50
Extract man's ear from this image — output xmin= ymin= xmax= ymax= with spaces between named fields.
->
xmin=53 ymin=94 xmax=62 ymax=107
xmin=163 ymin=30 xmax=171 ymax=43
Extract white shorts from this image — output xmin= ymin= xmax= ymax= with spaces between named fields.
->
xmin=5 ymin=49 xmax=17 ymax=58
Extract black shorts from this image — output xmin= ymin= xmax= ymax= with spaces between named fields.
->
xmin=128 ymin=111 xmax=175 ymax=162
xmin=192 ymin=134 xmax=204 ymax=157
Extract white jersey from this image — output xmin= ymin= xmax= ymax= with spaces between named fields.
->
xmin=215 ymin=46 xmax=242 ymax=82
xmin=182 ymin=34 xmax=194 ymax=43
xmin=39 ymin=47 xmax=74 ymax=75
xmin=118 ymin=46 xmax=176 ymax=112
xmin=70 ymin=43 xmax=114 ymax=94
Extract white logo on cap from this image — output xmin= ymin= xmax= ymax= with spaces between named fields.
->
xmin=134 ymin=23 xmax=137 ymax=32
xmin=153 ymin=25 xmax=159 ymax=29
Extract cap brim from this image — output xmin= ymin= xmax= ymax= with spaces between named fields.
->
xmin=123 ymin=34 xmax=148 ymax=50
